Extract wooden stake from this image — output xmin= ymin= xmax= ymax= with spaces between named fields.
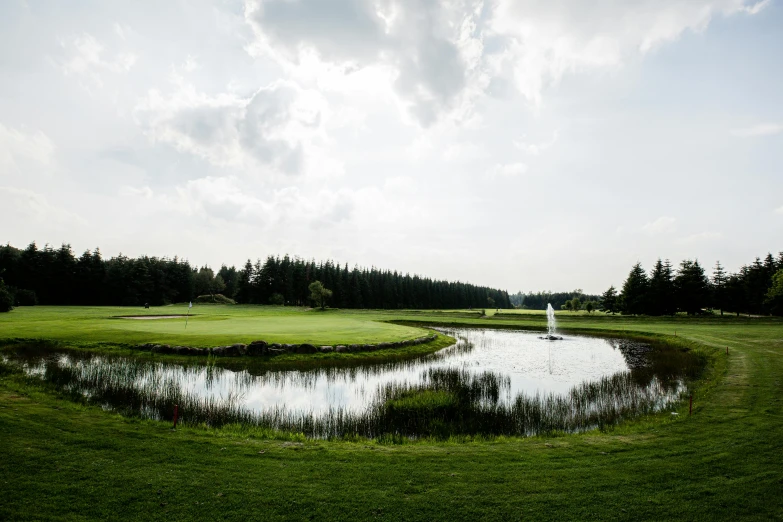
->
xmin=689 ymin=395 xmax=693 ymax=416
xmin=173 ymin=404 xmax=179 ymax=429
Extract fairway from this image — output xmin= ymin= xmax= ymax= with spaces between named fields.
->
xmin=0 ymin=305 xmax=428 ymax=347
xmin=1 ymin=308 xmax=783 ymax=520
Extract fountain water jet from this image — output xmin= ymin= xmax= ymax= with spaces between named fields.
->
xmin=540 ymin=303 xmax=563 ymax=340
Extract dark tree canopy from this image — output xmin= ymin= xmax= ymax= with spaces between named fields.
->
xmin=712 ymin=261 xmax=728 ymax=317
xmin=0 ymin=242 xmax=512 ymax=310
xmin=600 ymin=286 xmax=618 ymax=314
xmin=765 ymin=269 xmax=783 ymax=316
xmin=608 ymin=251 xmax=783 ymax=316
xmin=233 ymin=255 xmax=511 ymax=309
xmin=673 ymin=260 xmax=710 ymax=315
xmin=509 ymin=290 xmax=600 ymax=310
xmin=620 ymin=263 xmax=649 ymax=315
xmin=0 ymin=279 xmax=13 ymax=312
xmin=647 ymin=259 xmax=675 ymax=316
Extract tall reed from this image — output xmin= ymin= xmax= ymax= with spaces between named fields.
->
xmin=5 ymin=352 xmax=689 ymax=439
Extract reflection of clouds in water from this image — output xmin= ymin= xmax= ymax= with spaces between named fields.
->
xmin=436 ymin=329 xmax=629 ymax=396
xmin=8 ymin=330 xmax=652 ymax=416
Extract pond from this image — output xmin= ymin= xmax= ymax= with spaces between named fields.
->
xmin=0 ymin=328 xmax=703 ymax=439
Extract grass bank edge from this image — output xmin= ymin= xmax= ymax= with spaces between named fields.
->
xmin=0 ymin=330 xmax=455 ymax=367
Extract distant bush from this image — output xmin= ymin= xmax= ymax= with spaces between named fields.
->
xmin=0 ymin=283 xmax=13 ymax=312
xmin=269 ymin=293 xmax=285 ymax=305
xmin=194 ymin=294 xmax=236 ymax=304
xmin=14 ymin=289 xmax=37 ymax=306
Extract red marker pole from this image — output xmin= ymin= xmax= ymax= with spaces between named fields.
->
xmin=173 ymin=404 xmax=179 ymax=429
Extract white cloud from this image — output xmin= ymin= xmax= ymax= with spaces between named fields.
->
xmin=60 ymin=33 xmax=136 ymax=88
xmin=244 ymin=0 xmax=486 ymax=126
xmin=135 ymin=79 xmax=336 ymax=177
xmin=0 ymin=186 xmax=86 ymax=226
xmin=181 ymin=55 xmax=199 ymax=73
xmin=741 ymin=0 xmax=771 ymax=15
xmin=676 ymin=231 xmax=723 ymax=244
xmin=243 ymin=0 xmax=766 ymax=124
xmin=383 ymin=175 xmax=416 ymax=194
xmin=487 ymin=0 xmax=767 ymax=104
xmin=642 ymin=216 xmax=677 ymax=235
xmin=0 ymin=124 xmax=55 ymax=173
xmin=731 ymin=123 xmax=783 ymax=137
xmin=121 ymin=176 xmax=357 ymax=228
xmin=775 ymin=206 xmax=783 ymax=215
xmin=113 ymin=23 xmax=131 ymax=41
xmin=485 ymin=162 xmax=528 ymax=179
xmin=442 ymin=142 xmax=487 ymax=162
xmin=514 ymin=131 xmax=559 ymax=156
xmin=119 ymin=185 xmax=153 ymax=199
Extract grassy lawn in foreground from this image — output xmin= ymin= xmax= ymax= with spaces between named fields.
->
xmin=1 ymin=309 xmax=782 ymax=520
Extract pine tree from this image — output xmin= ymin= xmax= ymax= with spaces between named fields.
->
xmin=600 ymin=286 xmax=618 ymax=314
xmin=647 ymin=259 xmax=674 ymax=315
xmin=711 ymin=261 xmax=727 ymax=316
xmin=620 ymin=263 xmax=649 ymax=315
xmin=674 ymin=259 xmax=710 ymax=315
xmin=744 ymin=258 xmax=768 ymax=314
xmin=235 ymin=260 xmax=254 ymax=303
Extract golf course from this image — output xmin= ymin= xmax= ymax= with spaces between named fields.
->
xmin=1 ymin=305 xmax=781 ymax=520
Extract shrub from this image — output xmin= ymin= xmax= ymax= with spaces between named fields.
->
xmin=0 ymin=284 xmax=13 ymax=312
xmin=269 ymin=293 xmax=285 ymax=305
xmin=14 ymin=288 xmax=38 ymax=306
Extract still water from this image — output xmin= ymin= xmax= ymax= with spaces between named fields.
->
xmin=1 ymin=328 xmax=699 ymax=436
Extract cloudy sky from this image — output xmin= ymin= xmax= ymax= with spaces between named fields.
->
xmin=1 ymin=0 xmax=781 ymax=294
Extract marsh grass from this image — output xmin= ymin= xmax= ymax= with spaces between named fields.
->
xmin=3 ymin=339 xmax=699 ymax=439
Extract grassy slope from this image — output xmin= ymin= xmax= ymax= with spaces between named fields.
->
xmin=1 ymin=309 xmax=782 ymax=520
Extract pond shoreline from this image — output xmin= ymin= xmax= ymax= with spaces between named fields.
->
xmin=131 ymin=333 xmax=438 ymax=357
xmin=0 ymin=328 xmax=706 ymax=440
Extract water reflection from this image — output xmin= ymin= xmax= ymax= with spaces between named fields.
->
xmin=1 ymin=329 xmax=702 ymax=438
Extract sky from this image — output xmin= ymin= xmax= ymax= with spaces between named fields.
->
xmin=1 ymin=0 xmax=782 ymax=295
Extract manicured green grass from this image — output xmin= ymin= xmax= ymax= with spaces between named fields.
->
xmin=1 ymin=308 xmax=782 ymax=520
xmin=0 ymin=305 xmax=428 ymax=347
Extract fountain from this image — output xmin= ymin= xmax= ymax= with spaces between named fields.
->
xmin=540 ymin=303 xmax=563 ymax=340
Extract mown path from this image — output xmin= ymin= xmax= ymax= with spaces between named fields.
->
xmin=1 ymin=314 xmax=782 ymax=520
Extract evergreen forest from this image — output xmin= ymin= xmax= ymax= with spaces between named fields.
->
xmin=509 ymin=291 xmax=601 ymax=311
xmin=606 ymin=253 xmax=783 ymax=316
xmin=0 ymin=242 xmax=512 ymax=310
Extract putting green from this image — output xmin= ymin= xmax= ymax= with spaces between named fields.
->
xmin=0 ymin=305 xmax=427 ymax=347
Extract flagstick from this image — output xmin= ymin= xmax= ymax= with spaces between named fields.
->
xmin=186 ymin=301 xmax=191 ymax=329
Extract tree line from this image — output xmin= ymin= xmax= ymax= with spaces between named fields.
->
xmin=509 ymin=290 xmax=601 ymax=311
xmin=230 ymin=255 xmax=511 ymax=309
xmin=0 ymin=242 xmax=511 ymax=310
xmin=603 ymin=252 xmax=783 ymax=316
